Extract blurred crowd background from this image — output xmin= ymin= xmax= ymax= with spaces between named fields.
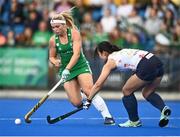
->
xmin=0 ymin=0 xmax=180 ymax=91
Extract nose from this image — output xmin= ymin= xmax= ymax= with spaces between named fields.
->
xmin=53 ymin=27 xmax=59 ymax=31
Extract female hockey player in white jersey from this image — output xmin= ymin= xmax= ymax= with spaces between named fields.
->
xmin=83 ymin=41 xmax=171 ymax=128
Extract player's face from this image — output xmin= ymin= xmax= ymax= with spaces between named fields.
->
xmin=51 ymin=23 xmax=66 ymax=36
xmin=98 ymin=51 xmax=108 ymax=60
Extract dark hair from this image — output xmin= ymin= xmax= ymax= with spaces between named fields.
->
xmin=94 ymin=41 xmax=121 ymax=57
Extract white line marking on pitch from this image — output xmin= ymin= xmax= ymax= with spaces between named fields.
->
xmin=0 ymin=117 xmax=180 ymax=121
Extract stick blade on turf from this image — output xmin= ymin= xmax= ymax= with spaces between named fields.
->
xmin=24 ymin=116 xmax=31 ymax=123
xmin=47 ymin=115 xmax=52 ymax=124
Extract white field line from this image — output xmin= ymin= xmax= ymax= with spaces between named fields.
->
xmin=0 ymin=117 xmax=180 ymax=121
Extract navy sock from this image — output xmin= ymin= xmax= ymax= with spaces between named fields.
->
xmin=122 ymin=94 xmax=139 ymax=121
xmin=146 ymin=92 xmax=165 ymax=111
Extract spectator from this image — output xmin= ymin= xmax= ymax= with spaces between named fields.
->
xmin=0 ymin=33 xmax=6 ymax=46
xmin=72 ymin=0 xmax=86 ymax=26
xmin=161 ymin=0 xmax=177 ymax=18
xmin=10 ymin=0 xmax=25 ymax=36
xmin=41 ymin=8 xmax=51 ymax=23
xmin=92 ymin=23 xmax=109 ymax=45
xmin=116 ymin=0 xmax=133 ymax=18
xmin=0 ymin=0 xmax=10 ymax=25
xmin=15 ymin=33 xmax=26 ymax=46
xmin=81 ymin=12 xmax=95 ymax=39
xmin=6 ymin=31 xmax=15 ymax=46
xmin=100 ymin=8 xmax=117 ymax=33
xmin=101 ymin=0 xmax=117 ymax=16
xmin=81 ymin=12 xmax=96 ymax=58
xmin=170 ymin=23 xmax=180 ymax=47
xmin=109 ymin=27 xmax=125 ymax=48
xmin=127 ymin=7 xmax=143 ymax=27
xmin=163 ymin=8 xmax=175 ymax=31
xmin=25 ymin=0 xmax=38 ymax=12
xmin=130 ymin=32 xmax=143 ymax=49
xmin=54 ymin=0 xmax=72 ymax=13
xmin=123 ymin=30 xmax=133 ymax=48
xmin=159 ymin=21 xmax=171 ymax=39
xmin=144 ymin=7 xmax=162 ymax=36
xmin=41 ymin=8 xmax=51 ymax=31
xmin=16 ymin=26 xmax=33 ymax=46
xmin=122 ymin=30 xmax=143 ymax=49
xmin=25 ymin=10 xmax=41 ymax=32
xmin=24 ymin=27 xmax=33 ymax=46
xmin=32 ymin=20 xmax=52 ymax=47
xmin=144 ymin=0 xmax=163 ymax=19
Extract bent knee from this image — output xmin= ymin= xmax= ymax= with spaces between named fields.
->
xmin=122 ymin=87 xmax=133 ymax=96
xmin=142 ymin=91 xmax=153 ymax=99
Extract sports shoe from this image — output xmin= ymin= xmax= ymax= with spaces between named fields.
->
xmin=159 ymin=106 xmax=171 ymax=127
xmin=118 ymin=120 xmax=142 ymax=127
xmin=104 ymin=117 xmax=115 ymax=125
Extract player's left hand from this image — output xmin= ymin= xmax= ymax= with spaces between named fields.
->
xmin=83 ymin=99 xmax=92 ymax=110
xmin=61 ymin=68 xmax=70 ymax=82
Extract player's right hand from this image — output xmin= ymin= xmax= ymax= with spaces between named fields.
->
xmin=61 ymin=68 xmax=70 ymax=83
xmin=83 ymin=99 xmax=92 ymax=110
xmin=54 ymin=59 xmax=61 ymax=67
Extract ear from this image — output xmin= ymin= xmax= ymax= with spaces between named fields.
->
xmin=104 ymin=51 xmax=109 ymax=56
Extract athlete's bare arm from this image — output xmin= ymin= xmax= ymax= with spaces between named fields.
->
xmin=49 ymin=36 xmax=61 ymax=67
xmin=65 ymin=28 xmax=82 ymax=70
xmin=88 ymin=59 xmax=117 ymax=100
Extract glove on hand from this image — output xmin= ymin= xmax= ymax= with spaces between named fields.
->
xmin=83 ymin=99 xmax=92 ymax=110
xmin=61 ymin=68 xmax=70 ymax=82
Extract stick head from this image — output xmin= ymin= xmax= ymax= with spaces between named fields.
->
xmin=47 ymin=115 xmax=51 ymax=124
xmin=24 ymin=115 xmax=32 ymax=123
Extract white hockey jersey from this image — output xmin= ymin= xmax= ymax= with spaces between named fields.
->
xmin=108 ymin=49 xmax=153 ymax=71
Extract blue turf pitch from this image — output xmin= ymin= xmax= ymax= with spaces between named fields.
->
xmin=0 ymin=98 xmax=179 ymax=136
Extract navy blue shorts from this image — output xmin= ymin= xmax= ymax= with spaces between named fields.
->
xmin=135 ymin=54 xmax=164 ymax=81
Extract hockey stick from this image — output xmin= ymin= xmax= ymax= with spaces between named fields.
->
xmin=47 ymin=107 xmax=83 ymax=124
xmin=24 ymin=79 xmax=63 ymax=123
